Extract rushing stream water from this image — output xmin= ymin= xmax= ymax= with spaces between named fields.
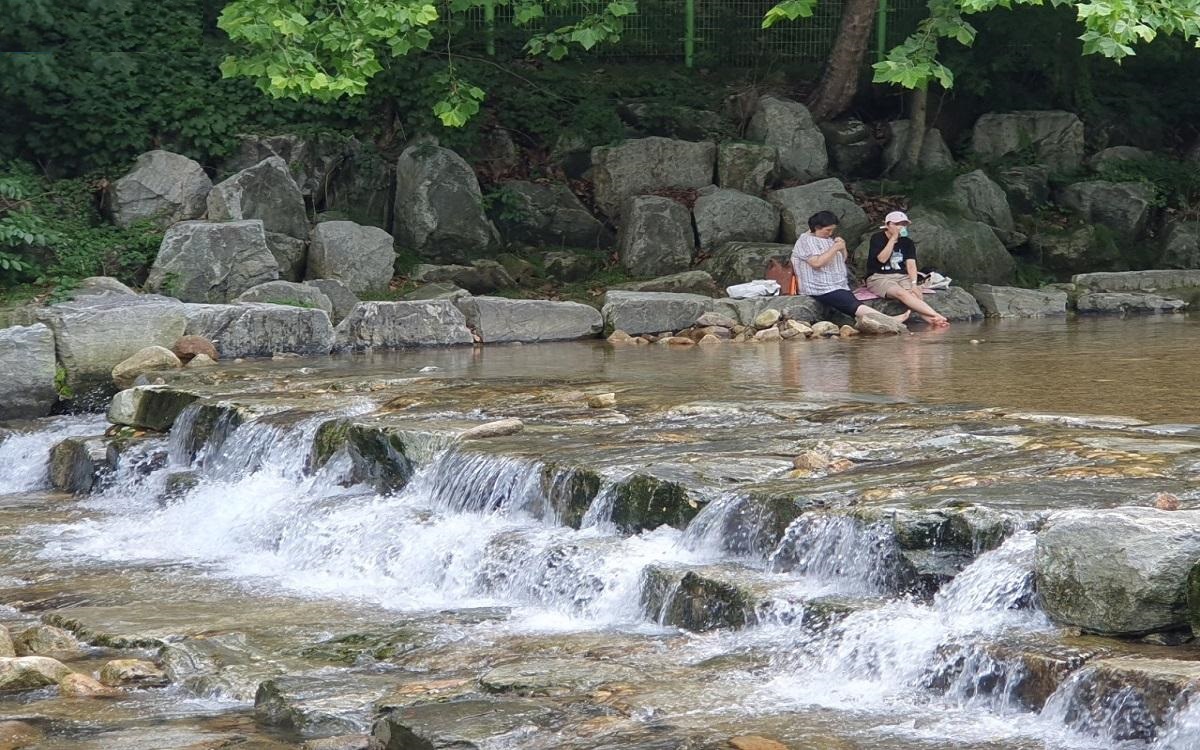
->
xmin=2 ymin=316 xmax=1199 ymax=749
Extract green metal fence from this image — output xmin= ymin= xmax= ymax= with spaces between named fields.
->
xmin=470 ymin=0 xmax=925 ymax=67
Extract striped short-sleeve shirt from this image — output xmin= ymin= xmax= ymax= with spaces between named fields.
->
xmin=791 ymin=233 xmax=847 ymax=296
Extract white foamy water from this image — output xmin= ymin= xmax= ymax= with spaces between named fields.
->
xmin=0 ymin=415 xmax=107 ymax=494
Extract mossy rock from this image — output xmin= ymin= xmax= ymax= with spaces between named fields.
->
xmin=610 ymin=473 xmax=699 ymax=532
xmin=539 ymin=463 xmax=602 ymax=529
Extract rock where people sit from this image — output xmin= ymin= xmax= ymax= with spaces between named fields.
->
xmin=146 ymin=220 xmax=280 ymax=303
xmin=236 ymin=281 xmax=334 ymax=317
xmin=590 ymin=137 xmax=716 ymax=218
xmin=858 ymin=208 xmax=1014 ymax=286
xmin=207 ymin=156 xmax=309 ymax=241
xmin=769 ymin=179 xmax=870 ymax=245
xmin=107 ymin=150 xmax=212 ymax=229
xmin=747 ymin=96 xmax=828 ymax=182
xmin=693 ymin=189 xmax=780 ymax=250
xmin=601 ymin=291 xmax=714 ymax=336
xmin=617 ymin=196 xmax=695 ymax=277
xmin=334 ymin=301 xmax=474 ymax=351
xmin=971 ymin=285 xmax=1068 ymax=318
xmin=392 ymin=143 xmax=500 ymax=263
xmin=971 ymin=111 xmax=1085 ymax=172
xmin=0 ymin=324 xmax=57 ymax=420
xmin=306 ymin=221 xmax=397 ymax=295
xmin=1035 ymin=507 xmax=1200 ymax=635
xmin=716 ymin=142 xmax=778 ymax=196
xmin=111 ymin=346 xmax=183 ymax=389
xmin=454 ymin=297 xmax=603 ymax=343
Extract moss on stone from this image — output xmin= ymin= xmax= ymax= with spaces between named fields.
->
xmin=610 ymin=474 xmax=699 ymax=532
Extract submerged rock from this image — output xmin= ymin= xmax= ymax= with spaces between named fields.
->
xmin=99 ymin=659 xmax=168 ymax=688
xmin=13 ymin=625 xmax=82 ymax=660
xmin=60 ymin=672 xmax=123 ymax=698
xmin=0 ymin=656 xmax=72 ymax=692
xmin=479 ymin=657 xmax=641 ymax=696
xmin=370 ymin=698 xmax=562 ymax=750
xmin=256 ymin=671 xmax=399 ymax=736
xmin=609 ymin=473 xmax=700 ymax=533
xmin=1046 ymin=657 xmax=1200 ymax=742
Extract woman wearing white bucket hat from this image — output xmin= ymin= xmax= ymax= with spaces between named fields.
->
xmin=864 ymin=211 xmax=949 ymax=327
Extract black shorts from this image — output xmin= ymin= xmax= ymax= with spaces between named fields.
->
xmin=811 ymin=289 xmax=861 ymax=318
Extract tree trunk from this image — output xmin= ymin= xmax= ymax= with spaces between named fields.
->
xmin=806 ymin=0 xmax=880 ymax=121
xmin=900 ymin=85 xmax=928 ymax=175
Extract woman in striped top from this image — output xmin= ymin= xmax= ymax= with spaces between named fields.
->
xmin=791 ymin=211 xmax=910 ymax=326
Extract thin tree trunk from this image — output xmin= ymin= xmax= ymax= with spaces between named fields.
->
xmin=901 ymin=85 xmax=928 ymax=175
xmin=806 ymin=0 xmax=880 ymax=121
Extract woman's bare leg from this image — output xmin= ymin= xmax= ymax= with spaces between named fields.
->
xmin=889 ymin=289 xmax=949 ymax=326
xmin=854 ymin=305 xmax=910 ymax=323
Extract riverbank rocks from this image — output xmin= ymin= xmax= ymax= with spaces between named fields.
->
xmin=1160 ymin=222 xmax=1200 ymax=270
xmin=611 ymin=271 xmax=718 ymax=296
xmin=971 ymin=285 xmax=1068 ymax=318
xmin=717 ymin=142 xmax=777 ymax=195
xmin=590 ymin=137 xmax=716 ymax=217
xmin=702 ymin=242 xmax=791 ymax=287
xmin=747 ymin=96 xmax=827 ymax=182
xmin=0 ymin=324 xmax=57 ymax=420
xmin=1075 ymin=292 xmax=1187 ymax=315
xmin=100 ymin=659 xmax=168 ymax=688
xmin=1057 ymin=181 xmax=1155 ymax=242
xmin=402 ymin=283 xmax=470 ymax=303
xmin=1087 ymin=145 xmax=1154 ymax=171
xmin=996 ymin=166 xmax=1051 ymax=213
xmin=971 ymin=111 xmax=1085 ymax=172
xmin=107 ymin=386 xmax=200 ymax=431
xmin=393 ymin=143 xmax=500 ymax=262
xmin=111 ymin=345 xmax=183 ymax=389
xmin=236 ymin=281 xmax=334 ymax=317
xmin=855 ymin=312 xmax=908 ymax=334
xmin=822 ymin=118 xmax=879 ymax=177
xmin=601 ymin=291 xmax=714 ymax=336
xmin=454 ymin=297 xmax=602 ymax=343
xmin=264 ymin=233 xmax=307 ymax=282
xmin=146 ymin=220 xmax=280 ymax=303
xmin=33 ymin=294 xmax=187 ymax=396
xmin=335 ymin=301 xmax=473 ymax=351
xmin=304 ymin=279 xmax=360 ymax=326
xmin=183 ymin=303 xmax=335 ymax=358
xmin=617 ymin=195 xmax=695 ymax=277
xmin=1073 ymin=269 xmax=1200 ymax=295
xmin=1035 ymin=507 xmax=1200 ymax=635
xmin=207 ymin=156 xmax=309 ymax=243
xmin=306 ymin=221 xmax=397 ymax=295
xmin=882 ymin=121 xmax=955 ymax=174
xmin=412 ymin=262 xmax=514 ymax=295
xmin=951 ymin=170 xmax=1015 ymax=235
xmin=1049 ymin=658 xmax=1200 ymax=741
xmin=0 ymin=656 xmax=72 ymax=692
xmin=0 ymin=627 xmax=12 ymax=658
xmin=493 ymin=180 xmax=612 ymax=249
xmin=370 ymin=698 xmax=562 ymax=750
xmin=769 ymin=178 xmax=870 ymax=244
xmin=693 ymin=188 xmax=779 ymax=250
xmin=542 ymin=250 xmax=599 ymax=282
xmin=107 ymin=150 xmax=212 ymax=229
xmin=1029 ymin=226 xmax=1118 ymax=275
xmin=50 ymin=436 xmax=111 ymax=493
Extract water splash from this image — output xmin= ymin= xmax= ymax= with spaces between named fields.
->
xmin=0 ymin=415 xmax=108 ymax=494
xmin=768 ymin=514 xmax=911 ymax=595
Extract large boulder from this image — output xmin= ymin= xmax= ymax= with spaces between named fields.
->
xmin=747 ymin=96 xmax=827 ymax=182
xmin=610 ymin=271 xmax=718 ymax=296
xmin=768 ymin=178 xmax=870 ymax=245
xmin=145 ymin=220 xmax=279 ymax=303
xmin=951 ymin=170 xmax=1014 ymax=233
xmin=303 ymin=279 xmax=359 ymax=326
xmin=183 ymin=303 xmax=335 ymax=358
xmin=412 ymin=261 xmax=515 ymax=294
xmin=702 ymin=242 xmax=792 ymax=287
xmin=971 ymin=111 xmax=1085 ymax=172
xmin=0 ymin=324 xmax=57 ymax=420
xmin=1160 ymin=221 xmax=1200 ymax=270
xmin=306 ymin=220 xmax=396 ymax=295
xmin=107 ymin=150 xmax=212 ymax=229
xmin=600 ymin=291 xmax=714 ymax=335
xmin=51 ymin=435 xmax=111 ymax=494
xmin=207 ymin=156 xmax=309 ymax=241
xmin=1029 ymin=226 xmax=1120 ymax=276
xmin=995 ymin=166 xmax=1051 ymax=213
xmin=454 ymin=297 xmax=603 ymax=343
xmin=236 ymin=280 xmax=334 ymax=317
xmin=1087 ymin=145 xmax=1154 ymax=172
xmin=111 ymin=345 xmax=182 ymax=389
xmin=856 ymin=207 xmax=1014 ymax=286
xmin=1075 ymin=292 xmax=1188 ymax=315
xmin=693 ymin=189 xmax=780 ymax=250
xmin=1056 ymin=181 xmax=1155 ymax=242
xmin=881 ymin=121 xmax=955 ymax=174
xmin=71 ymin=276 xmax=137 ymax=298
xmin=264 ymin=233 xmax=307 ymax=282
xmin=617 ymin=195 xmax=695 ymax=277
xmin=589 ymin=137 xmax=716 ymax=218
xmin=34 ymin=295 xmax=188 ymax=396
xmin=334 ymin=301 xmax=474 ymax=351
xmin=1035 ymin=508 xmax=1200 ymax=635
xmin=716 ymin=142 xmax=777 ymax=195
xmin=393 ymin=143 xmax=500 ymax=262
xmin=970 ymin=285 xmax=1068 ymax=317
xmin=821 ymin=118 xmax=880 ymax=178
xmin=493 ymin=180 xmax=612 ymax=249
xmin=542 ymin=250 xmax=600 ymax=283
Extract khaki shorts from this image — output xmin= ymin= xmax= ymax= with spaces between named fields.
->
xmin=866 ymin=274 xmax=916 ymax=298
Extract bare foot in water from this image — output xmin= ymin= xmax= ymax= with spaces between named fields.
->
xmin=922 ymin=314 xmax=950 ymax=327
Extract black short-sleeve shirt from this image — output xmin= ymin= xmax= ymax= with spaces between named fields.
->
xmin=867 ymin=232 xmax=917 ymax=276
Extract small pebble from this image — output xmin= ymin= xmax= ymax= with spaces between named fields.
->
xmin=970 ymin=339 xmax=981 ymax=345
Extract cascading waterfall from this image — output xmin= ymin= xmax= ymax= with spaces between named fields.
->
xmin=0 ymin=415 xmax=107 ymax=494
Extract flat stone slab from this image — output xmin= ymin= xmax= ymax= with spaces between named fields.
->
xmin=455 ymin=297 xmax=602 ymax=343
xmin=1075 ymin=292 xmax=1187 ymax=315
xmin=370 ymin=698 xmax=563 ymax=749
xmin=1072 ymin=270 xmax=1200 ymax=293
xmin=335 ymin=301 xmax=473 ymax=351
xmin=971 ymin=284 xmax=1068 ymax=318
xmin=600 ymin=291 xmax=714 ymax=335
xmin=184 ymin=303 xmax=335 ymax=358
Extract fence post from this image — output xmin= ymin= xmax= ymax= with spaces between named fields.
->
xmin=875 ymin=0 xmax=889 ymax=62
xmin=485 ymin=0 xmax=496 ymax=56
xmin=684 ymin=0 xmax=695 ymax=67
